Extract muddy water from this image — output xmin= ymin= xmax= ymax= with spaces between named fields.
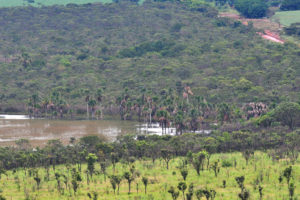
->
xmin=0 ymin=115 xmax=179 ymax=146
xmin=0 ymin=115 xmax=140 ymax=146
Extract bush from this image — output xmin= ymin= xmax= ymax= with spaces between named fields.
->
xmin=222 ymin=160 xmax=232 ymax=168
xmin=284 ymin=23 xmax=300 ymax=36
xmin=235 ymin=0 xmax=268 ymax=18
xmin=256 ymin=114 xmax=274 ymax=128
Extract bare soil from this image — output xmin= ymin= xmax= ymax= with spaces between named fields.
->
xmin=219 ymin=12 xmax=285 ymax=44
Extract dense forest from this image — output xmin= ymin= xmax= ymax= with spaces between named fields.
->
xmin=0 ymin=0 xmax=299 ymax=115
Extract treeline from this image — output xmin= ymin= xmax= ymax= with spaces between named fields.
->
xmin=212 ymin=0 xmax=300 ymax=18
xmin=25 ymin=84 xmax=300 ymax=134
xmin=0 ymin=128 xmax=299 ymax=171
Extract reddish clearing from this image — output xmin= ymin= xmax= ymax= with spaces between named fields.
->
xmin=219 ymin=12 xmax=284 ymax=44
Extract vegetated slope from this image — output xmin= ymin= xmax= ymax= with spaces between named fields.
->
xmin=0 ymin=1 xmax=299 ymax=111
xmin=0 ymin=0 xmax=112 ymax=7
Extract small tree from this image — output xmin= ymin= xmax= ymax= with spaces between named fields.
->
xmin=178 ymin=182 xmax=187 ymax=200
xmin=186 ymin=183 xmax=194 ymax=200
xmin=168 ymin=186 xmax=180 ymax=200
xmin=258 ymin=185 xmax=263 ymax=200
xmin=110 ymin=152 xmax=119 ymax=173
xmin=211 ymin=161 xmax=220 ymax=177
xmin=34 ymin=176 xmax=41 ymax=190
xmin=242 ymin=150 xmax=254 ymax=165
xmin=223 ymin=180 xmax=226 ymax=188
xmin=71 ymin=168 xmax=82 ymax=195
xmin=236 ymin=176 xmax=250 ymax=200
xmin=86 ymin=153 xmax=97 ymax=178
xmin=238 ymin=190 xmax=250 ymax=200
xmin=142 ymin=176 xmax=148 ymax=194
xmin=123 ymin=171 xmax=135 ymax=194
xmin=161 ymin=149 xmax=173 ymax=170
xmin=109 ymin=176 xmax=117 ymax=194
xmin=196 ymin=189 xmax=204 ymax=200
xmin=201 ymin=189 xmax=216 ymax=200
xmin=192 ymin=151 xmax=207 ymax=176
xmin=87 ymin=191 xmax=98 ymax=200
xmin=72 ymin=179 xmax=79 ymax=194
xmin=288 ymin=182 xmax=295 ymax=200
xmin=180 ymin=168 xmax=188 ymax=181
xmin=283 ymin=166 xmax=293 ymax=185
xmin=236 ymin=176 xmax=245 ymax=190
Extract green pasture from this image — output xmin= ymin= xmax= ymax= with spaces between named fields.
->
xmin=272 ymin=10 xmax=300 ymax=26
xmin=0 ymin=152 xmax=299 ymax=199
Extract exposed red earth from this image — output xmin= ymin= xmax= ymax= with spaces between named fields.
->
xmin=219 ymin=12 xmax=284 ymax=44
xmin=257 ymin=30 xmax=284 ymax=44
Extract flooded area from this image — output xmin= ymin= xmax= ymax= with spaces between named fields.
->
xmin=0 ymin=115 xmax=176 ymax=146
xmin=0 ymin=115 xmax=212 ymax=146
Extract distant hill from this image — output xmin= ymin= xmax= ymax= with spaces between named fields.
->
xmin=0 ymin=0 xmax=111 ymax=7
xmin=0 ymin=1 xmax=299 ymax=112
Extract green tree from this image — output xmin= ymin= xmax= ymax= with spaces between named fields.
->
xmin=123 ymin=171 xmax=135 ymax=194
xmin=283 ymin=166 xmax=293 ymax=185
xmin=109 ymin=175 xmax=117 ymax=194
xmin=142 ymin=176 xmax=148 ymax=194
xmin=161 ymin=149 xmax=173 ymax=170
xmin=217 ymin=103 xmax=232 ymax=125
xmin=186 ymin=183 xmax=194 ymax=200
xmin=177 ymin=182 xmax=187 ymax=200
xmin=86 ymin=153 xmax=97 ymax=178
xmin=192 ymin=151 xmax=207 ymax=176
xmin=168 ymin=186 xmax=180 ymax=200
xmin=96 ymin=88 xmax=104 ymax=119
xmin=281 ymin=0 xmax=300 ymax=11
xmin=109 ymin=175 xmax=122 ymax=195
xmin=180 ymin=168 xmax=188 ymax=181
xmin=273 ymin=102 xmax=300 ymax=130
xmin=235 ymin=0 xmax=268 ymax=18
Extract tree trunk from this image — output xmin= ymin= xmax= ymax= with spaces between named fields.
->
xmin=86 ymin=103 xmax=89 ymax=119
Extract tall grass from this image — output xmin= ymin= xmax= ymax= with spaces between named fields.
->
xmin=0 ymin=151 xmax=299 ymax=199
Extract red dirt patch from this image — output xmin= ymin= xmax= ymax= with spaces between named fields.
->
xmin=219 ymin=12 xmax=284 ymax=44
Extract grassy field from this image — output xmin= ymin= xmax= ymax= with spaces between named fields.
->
xmin=272 ymin=10 xmax=300 ymax=26
xmin=0 ymin=152 xmax=299 ymax=199
xmin=0 ymin=0 xmax=112 ymax=7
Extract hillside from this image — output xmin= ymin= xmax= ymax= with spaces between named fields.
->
xmin=0 ymin=0 xmax=111 ymax=7
xmin=0 ymin=1 xmax=299 ymax=113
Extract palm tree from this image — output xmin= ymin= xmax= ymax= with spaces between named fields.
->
xmin=96 ymin=88 xmax=104 ymax=119
xmin=156 ymin=109 xmax=169 ymax=134
xmin=183 ymin=86 xmax=193 ymax=104
xmin=84 ymin=89 xmax=90 ymax=119
xmin=217 ymin=103 xmax=232 ymax=125
xmin=175 ymin=111 xmax=185 ymax=135
xmin=88 ymin=99 xmax=97 ymax=119
xmin=28 ymin=93 xmax=40 ymax=118
xmin=146 ymin=96 xmax=153 ymax=124
xmin=41 ymin=97 xmax=50 ymax=118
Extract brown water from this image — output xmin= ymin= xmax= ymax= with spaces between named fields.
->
xmin=0 ymin=115 xmax=139 ymax=146
xmin=0 ymin=115 xmax=211 ymax=146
